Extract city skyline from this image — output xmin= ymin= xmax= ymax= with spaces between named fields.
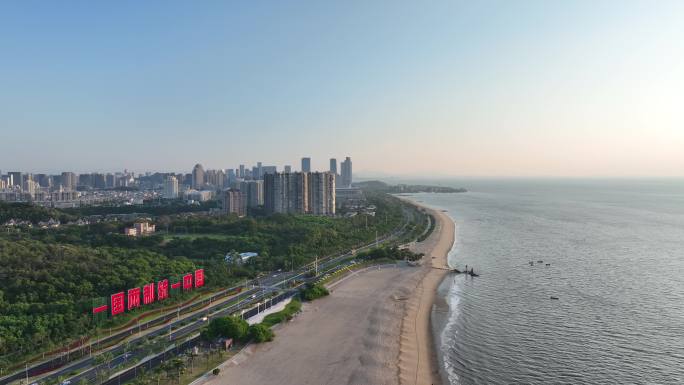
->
xmin=2 ymin=1 xmax=684 ymax=177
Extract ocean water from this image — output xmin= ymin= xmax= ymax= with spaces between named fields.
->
xmin=408 ymin=179 xmax=684 ymax=385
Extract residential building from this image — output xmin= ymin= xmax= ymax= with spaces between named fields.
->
xmin=8 ymin=172 xmax=23 ymax=188
xmin=264 ymin=172 xmax=309 ymax=214
xmin=301 ymin=157 xmax=311 ymax=172
xmin=221 ymin=189 xmax=246 ymax=217
xmin=329 ymin=158 xmax=337 ymax=174
xmin=307 ymin=172 xmax=336 ymax=215
xmin=125 ymin=221 xmax=156 ymax=237
xmin=163 ymin=175 xmax=179 ymax=199
xmin=61 ymin=172 xmax=78 ymax=190
xmin=192 ymin=164 xmax=205 ymax=189
xmin=284 ymin=165 xmax=292 ymax=173
xmin=240 ymin=180 xmax=264 ymax=208
xmin=336 ymin=187 xmax=364 ymax=208
xmin=341 ymin=157 xmax=353 ymax=187
xmin=184 ymin=189 xmax=213 ymax=202
xmin=261 ymin=166 xmax=277 ymax=176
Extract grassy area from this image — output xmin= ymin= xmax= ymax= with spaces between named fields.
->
xmin=261 ymin=300 xmax=302 ymax=328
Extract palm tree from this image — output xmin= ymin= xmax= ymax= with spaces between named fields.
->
xmin=171 ymin=358 xmax=186 ymax=384
xmin=152 ymin=366 xmax=164 ymax=385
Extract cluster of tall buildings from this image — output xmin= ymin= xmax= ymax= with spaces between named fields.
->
xmin=0 ymin=170 xmax=136 ymax=204
xmin=0 ymin=156 xmax=354 ymax=215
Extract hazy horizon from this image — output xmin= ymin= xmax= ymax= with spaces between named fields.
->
xmin=2 ymin=1 xmax=683 ymax=177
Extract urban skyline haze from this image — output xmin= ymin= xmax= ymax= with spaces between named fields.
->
xmin=1 ymin=1 xmax=683 ymax=177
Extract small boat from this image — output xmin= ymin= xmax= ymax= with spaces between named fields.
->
xmin=529 ymin=261 xmax=534 ymax=266
xmin=470 ymin=272 xmax=479 ymax=277
xmin=545 ymin=263 xmax=551 ymax=266
xmin=537 ymin=260 xmax=543 ymax=263
xmin=550 ymin=296 xmax=559 ymax=300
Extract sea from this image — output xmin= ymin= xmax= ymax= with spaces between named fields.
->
xmin=402 ymin=178 xmax=684 ymax=385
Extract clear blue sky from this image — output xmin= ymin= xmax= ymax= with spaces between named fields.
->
xmin=1 ymin=1 xmax=683 ymax=176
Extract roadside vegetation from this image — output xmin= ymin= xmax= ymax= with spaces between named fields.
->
xmin=300 ymin=284 xmax=330 ymax=301
xmin=0 ymin=192 xmax=425 ymax=369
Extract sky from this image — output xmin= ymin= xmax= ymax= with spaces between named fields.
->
xmin=1 ymin=0 xmax=683 ymax=177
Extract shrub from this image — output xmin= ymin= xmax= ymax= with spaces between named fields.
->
xmin=248 ymin=323 xmax=274 ymax=343
xmin=300 ymin=284 xmax=329 ymax=301
xmin=212 ymin=368 xmax=220 ymax=375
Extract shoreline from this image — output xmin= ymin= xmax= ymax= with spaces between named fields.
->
xmin=398 ymin=200 xmax=456 ymax=385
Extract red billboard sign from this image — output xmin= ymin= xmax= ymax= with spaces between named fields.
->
xmin=194 ymin=269 xmax=204 ymax=288
xmin=127 ymin=288 xmax=141 ymax=311
xmin=111 ymin=292 xmax=125 ymax=316
xmin=143 ymin=283 xmax=155 ymax=305
xmin=93 ymin=305 xmax=109 ymax=314
xmin=157 ymin=279 xmax=169 ymax=301
xmin=95 ymin=269 xmax=205 ymax=317
xmin=183 ymin=274 xmax=193 ymax=290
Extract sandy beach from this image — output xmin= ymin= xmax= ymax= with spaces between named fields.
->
xmin=398 ymin=204 xmax=455 ymax=385
xmin=206 ymin=202 xmax=454 ymax=385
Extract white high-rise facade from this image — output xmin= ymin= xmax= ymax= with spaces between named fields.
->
xmin=163 ymin=175 xmax=179 ymax=199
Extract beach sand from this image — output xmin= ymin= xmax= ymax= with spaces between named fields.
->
xmin=207 ymin=203 xmax=454 ymax=385
xmin=207 ymin=266 xmax=422 ymax=385
xmin=398 ymin=205 xmax=455 ymax=385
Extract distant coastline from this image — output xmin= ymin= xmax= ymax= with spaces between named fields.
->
xmin=355 ymin=180 xmax=468 ymax=194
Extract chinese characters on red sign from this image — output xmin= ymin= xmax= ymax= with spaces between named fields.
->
xmin=111 ymin=292 xmax=125 ymax=316
xmin=194 ymin=269 xmax=204 ymax=288
xmin=143 ymin=283 xmax=155 ymax=305
xmin=127 ymin=288 xmax=141 ymax=311
xmin=157 ymin=279 xmax=169 ymax=301
xmin=183 ymin=274 xmax=193 ymax=290
xmin=100 ymin=270 xmax=204 ymax=317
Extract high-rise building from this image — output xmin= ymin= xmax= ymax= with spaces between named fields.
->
xmin=92 ymin=173 xmax=106 ymax=189
xmin=261 ymin=166 xmax=277 ymax=176
xmin=257 ymin=162 xmax=263 ymax=180
xmin=284 ymin=165 xmax=292 ymax=173
xmin=264 ymin=172 xmax=309 ymax=214
xmin=8 ymin=172 xmax=23 ymax=188
xmin=23 ymin=178 xmax=37 ymax=197
xmin=307 ymin=172 xmax=336 ymax=215
xmin=329 ymin=158 xmax=337 ymax=174
xmin=192 ymin=164 xmax=205 ymax=189
xmin=240 ymin=180 xmax=264 ymax=208
xmin=301 ymin=157 xmax=311 ymax=173
xmin=341 ymin=157 xmax=353 ymax=187
xmin=163 ymin=175 xmax=179 ymax=199
xmin=106 ymin=173 xmax=116 ymax=188
xmin=239 ymin=164 xmax=245 ymax=178
xmin=226 ymin=169 xmax=236 ymax=185
xmin=221 ymin=189 xmax=246 ymax=217
xmin=35 ymin=174 xmax=51 ymax=188
xmin=61 ymin=172 xmax=77 ymax=190
xmin=205 ymin=169 xmax=225 ymax=190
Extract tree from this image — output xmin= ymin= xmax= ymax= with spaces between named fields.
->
xmin=248 ymin=324 xmax=274 ymax=343
xmin=170 ymin=358 xmax=186 ymax=384
xmin=204 ymin=316 xmax=249 ymax=342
